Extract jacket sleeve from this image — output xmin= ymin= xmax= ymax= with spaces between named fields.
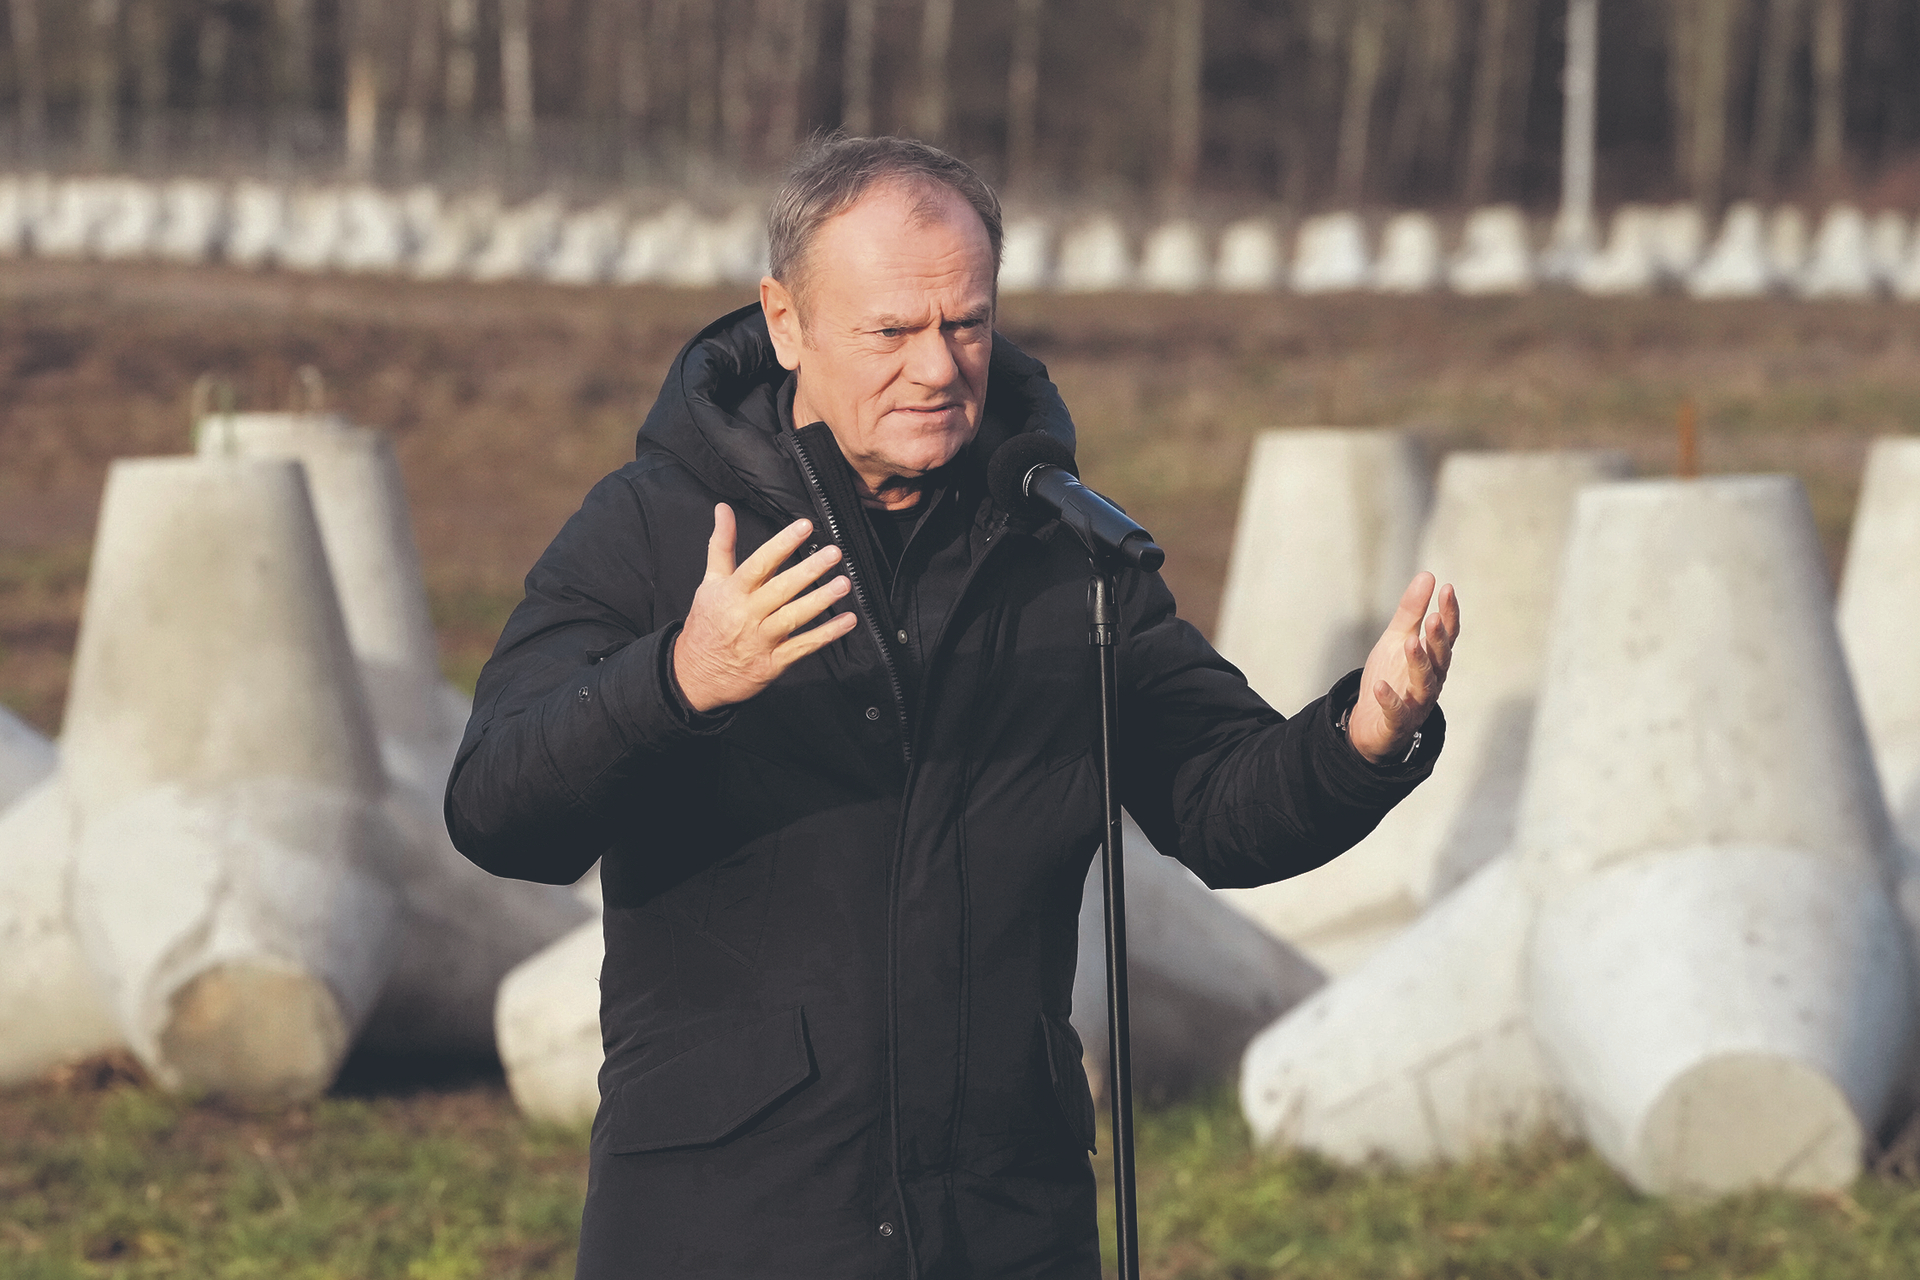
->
xmin=1115 ymin=569 xmax=1444 ymax=890
xmin=443 ymin=469 xmax=731 ymax=884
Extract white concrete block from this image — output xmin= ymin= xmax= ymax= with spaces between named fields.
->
xmin=1838 ymin=438 xmax=1920 ymax=850
xmin=611 ymin=201 xmax=700 ymax=285
xmin=706 ymin=204 xmax=770 ymax=286
xmin=471 ymin=195 xmax=565 ymax=282
xmin=1370 ymin=213 xmax=1442 ymax=294
xmin=1137 ymin=219 xmax=1209 ymax=293
xmin=224 ymin=181 xmax=287 ymax=269
xmin=411 ymin=191 xmax=498 ymax=280
xmin=1214 ymin=219 xmax=1284 ymax=292
xmin=997 ymin=217 xmax=1052 ymax=292
xmin=1229 ymin=451 xmax=1627 ymax=973
xmin=0 ymin=776 xmax=123 ymax=1086
xmin=1575 ymin=205 xmax=1659 ymax=296
xmin=0 ymin=703 xmax=55 ymax=814
xmin=546 ymin=202 xmax=628 ymax=285
xmin=0 ymin=173 xmax=28 ymax=257
xmin=1530 ymin=844 xmax=1910 ymax=1195
xmin=1056 ymin=215 xmax=1132 ymax=292
xmin=1515 ymin=476 xmax=1910 ymax=1194
xmin=1897 ymin=223 xmax=1920 ymax=303
xmin=496 ymin=918 xmax=604 ymax=1126
xmin=33 ymin=178 xmax=110 ymax=259
xmin=334 ymin=186 xmax=410 ymax=274
xmin=152 ymin=179 xmax=227 ymax=264
xmin=1799 ymin=205 xmax=1876 ymax=299
xmin=1688 ymin=203 xmax=1772 ymax=298
xmin=193 ymin=414 xmax=587 ymax=1054
xmin=1649 ymin=203 xmax=1708 ymax=283
xmin=61 ymin=457 xmax=405 ymax=1098
xmin=1868 ymin=211 xmax=1910 ymax=291
xmin=93 ymin=179 xmax=162 ymax=262
xmin=1213 ymin=429 xmax=1429 ymax=722
xmin=1447 ymin=206 xmax=1535 ymax=295
xmin=1240 ymin=856 xmax=1572 ymax=1165
xmin=1071 ymin=816 xmax=1324 ymax=1104
xmin=278 ymin=186 xmax=347 ymax=273
xmin=1290 ymin=212 xmax=1370 ymax=294
xmin=1767 ymin=205 xmax=1810 ymax=284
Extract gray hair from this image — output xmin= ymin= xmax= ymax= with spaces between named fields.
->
xmin=767 ymin=134 xmax=1004 ymax=314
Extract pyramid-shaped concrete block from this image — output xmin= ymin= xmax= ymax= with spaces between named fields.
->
xmin=1215 ymin=219 xmax=1284 ymax=292
xmin=1688 ymin=203 xmax=1771 ymax=298
xmin=998 ymin=218 xmax=1052 ymax=292
xmin=195 ymin=414 xmax=589 ymax=1055
xmin=496 ymin=917 xmax=605 ymax=1126
xmin=1226 ymin=450 xmax=1627 ymax=973
xmin=1576 ymin=205 xmax=1659 ymax=295
xmin=0 ymin=703 xmax=54 ymax=813
xmin=1138 ymin=220 xmax=1209 ymax=292
xmin=1799 ymin=205 xmax=1876 ymax=299
xmin=61 ymin=457 xmax=406 ymax=1099
xmin=1240 ymin=856 xmax=1572 ymax=1165
xmin=0 ymin=777 xmax=123 ymax=1086
xmin=1838 ymin=438 xmax=1920 ymax=849
xmin=1290 ymin=213 xmax=1370 ymax=294
xmin=1213 ymin=427 xmax=1427 ymax=736
xmin=1056 ymin=216 xmax=1133 ymax=292
xmin=1448 ymin=206 xmax=1534 ymax=295
xmin=1516 ymin=476 xmax=1912 ymax=1195
xmin=1370 ymin=213 xmax=1441 ymax=293
xmin=1071 ymin=816 xmax=1323 ymax=1105
xmin=1868 ymin=212 xmax=1910 ymax=292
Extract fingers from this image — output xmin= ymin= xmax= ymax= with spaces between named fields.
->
xmin=774 ymin=609 xmax=859 ymax=663
xmin=765 ymin=574 xmax=851 ymax=638
xmin=736 ymin=517 xmax=817 ymax=588
xmin=705 ymin=503 xmax=738 ymax=581
xmin=1402 ymin=630 xmax=1438 ymax=706
xmin=761 ymin=543 xmax=843 ymax=610
xmin=1388 ymin=571 xmax=1438 ymax=632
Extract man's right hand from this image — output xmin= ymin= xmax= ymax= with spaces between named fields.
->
xmin=672 ymin=504 xmax=858 ymax=713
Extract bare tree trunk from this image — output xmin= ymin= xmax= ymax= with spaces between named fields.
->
xmin=1463 ymin=0 xmax=1514 ymax=203
xmin=721 ymin=0 xmax=754 ymax=167
xmin=129 ymin=0 xmax=166 ymax=160
xmin=1750 ymin=0 xmax=1803 ymax=193
xmin=843 ymin=0 xmax=876 ymax=135
xmin=1544 ymin=0 xmax=1599 ymax=274
xmin=1334 ymin=0 xmax=1386 ymax=205
xmin=9 ymin=0 xmax=45 ymax=159
xmin=1670 ymin=0 xmax=1737 ymax=212
xmin=395 ymin=0 xmax=441 ymax=176
xmin=195 ymin=4 xmax=231 ymax=151
xmin=1300 ymin=0 xmax=1345 ymax=206
xmin=1006 ymin=0 xmax=1043 ymax=187
xmin=916 ymin=0 xmax=953 ymax=142
xmin=500 ymin=0 xmax=536 ymax=170
xmin=1168 ymin=0 xmax=1204 ymax=199
xmin=444 ymin=0 xmax=478 ymax=123
xmin=766 ymin=0 xmax=814 ymax=160
xmin=1385 ymin=0 xmax=1462 ymax=196
xmin=273 ymin=0 xmax=314 ymax=113
xmin=1812 ymin=0 xmax=1846 ymax=183
xmin=685 ymin=0 xmax=719 ymax=166
xmin=84 ymin=0 xmax=122 ymax=167
xmin=342 ymin=0 xmax=381 ymax=178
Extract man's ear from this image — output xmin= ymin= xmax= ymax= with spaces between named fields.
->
xmin=760 ymin=276 xmax=804 ymax=372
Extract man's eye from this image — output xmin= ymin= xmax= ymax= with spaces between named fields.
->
xmin=877 ymin=328 xmax=903 ymax=338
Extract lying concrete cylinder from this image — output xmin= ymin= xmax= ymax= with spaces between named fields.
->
xmin=0 ymin=776 xmax=123 ymax=1086
xmin=0 ymin=703 xmax=55 ymax=813
xmin=496 ymin=918 xmax=605 ymax=1126
xmin=1071 ymin=816 xmax=1323 ymax=1105
xmin=1240 ymin=856 xmax=1571 ymax=1165
xmin=1515 ymin=476 xmax=1911 ymax=1195
xmin=194 ymin=414 xmax=588 ymax=1054
xmin=1213 ymin=429 xmax=1428 ymax=723
xmin=1229 ymin=450 xmax=1627 ymax=974
xmin=1838 ymin=437 xmax=1920 ymax=850
xmin=61 ymin=457 xmax=404 ymax=1099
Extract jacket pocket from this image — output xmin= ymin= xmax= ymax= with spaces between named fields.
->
xmin=603 ymin=1006 xmax=815 ymax=1154
xmin=1041 ymin=1012 xmax=1098 ymax=1152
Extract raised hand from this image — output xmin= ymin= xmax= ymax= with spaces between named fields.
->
xmin=672 ymin=504 xmax=858 ymax=713
xmin=1346 ymin=572 xmax=1460 ymax=765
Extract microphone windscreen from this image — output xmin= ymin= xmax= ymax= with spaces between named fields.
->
xmin=987 ymin=433 xmax=1078 ymax=515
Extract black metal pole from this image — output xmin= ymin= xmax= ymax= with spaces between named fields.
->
xmin=1089 ymin=568 xmax=1139 ymax=1280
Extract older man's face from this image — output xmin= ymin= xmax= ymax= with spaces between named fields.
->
xmin=762 ymin=181 xmax=995 ymax=507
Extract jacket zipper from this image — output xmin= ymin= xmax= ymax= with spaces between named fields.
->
xmin=782 ymin=432 xmax=914 ymax=769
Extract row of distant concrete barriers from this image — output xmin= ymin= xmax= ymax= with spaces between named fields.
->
xmin=3 ymin=172 xmax=1917 ymax=300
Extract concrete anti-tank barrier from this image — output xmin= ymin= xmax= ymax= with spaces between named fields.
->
xmin=0 ymin=703 xmax=55 ymax=814
xmin=496 ymin=917 xmax=605 ymax=1126
xmin=61 ymin=457 xmax=406 ymax=1099
xmin=195 ymin=414 xmax=589 ymax=1056
xmin=1515 ymin=476 xmax=1913 ymax=1195
xmin=1838 ymin=437 xmax=1920 ymax=850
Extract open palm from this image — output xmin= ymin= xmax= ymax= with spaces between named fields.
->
xmin=1347 ymin=572 xmax=1460 ymax=764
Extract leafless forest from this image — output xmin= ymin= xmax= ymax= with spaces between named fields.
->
xmin=0 ymin=0 xmax=1916 ymax=209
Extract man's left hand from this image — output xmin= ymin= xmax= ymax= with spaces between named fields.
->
xmin=1347 ymin=572 xmax=1460 ymax=765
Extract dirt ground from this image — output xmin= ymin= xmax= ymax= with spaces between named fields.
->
xmin=4 ymin=258 xmax=1920 ymax=734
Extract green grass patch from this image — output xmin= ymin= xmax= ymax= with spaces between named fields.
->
xmin=9 ymin=1070 xmax=1920 ymax=1279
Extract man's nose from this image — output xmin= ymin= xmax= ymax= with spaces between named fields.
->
xmin=904 ymin=327 xmax=961 ymax=387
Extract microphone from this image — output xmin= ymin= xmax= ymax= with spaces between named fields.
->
xmin=987 ymin=435 xmax=1166 ymax=572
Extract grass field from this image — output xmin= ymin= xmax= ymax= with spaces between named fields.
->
xmin=8 ymin=1057 xmax=1920 ymax=1280
xmin=7 ymin=264 xmax=1920 ymax=1277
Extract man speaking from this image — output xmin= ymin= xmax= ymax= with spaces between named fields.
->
xmin=446 ymin=136 xmax=1458 ymax=1279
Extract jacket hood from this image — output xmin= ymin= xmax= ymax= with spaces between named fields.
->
xmin=635 ymin=303 xmax=1078 ymax=522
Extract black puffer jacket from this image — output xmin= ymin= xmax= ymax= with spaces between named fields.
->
xmin=446 ymin=305 xmax=1441 ymax=1279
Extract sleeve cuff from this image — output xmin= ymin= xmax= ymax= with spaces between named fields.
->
xmin=656 ymin=620 xmax=735 ymax=733
xmin=1316 ymin=668 xmax=1445 ymax=797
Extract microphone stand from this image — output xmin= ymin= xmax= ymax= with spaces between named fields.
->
xmin=1088 ymin=564 xmax=1140 ymax=1280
